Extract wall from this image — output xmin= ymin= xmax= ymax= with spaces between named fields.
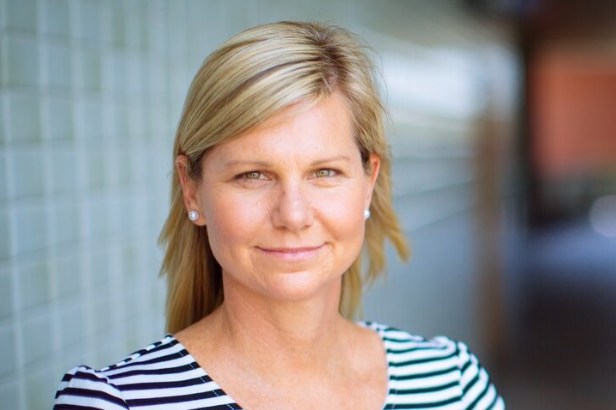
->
xmin=0 ymin=1 xmax=518 ymax=408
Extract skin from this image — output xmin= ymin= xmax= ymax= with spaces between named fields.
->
xmin=175 ymin=91 xmax=388 ymax=409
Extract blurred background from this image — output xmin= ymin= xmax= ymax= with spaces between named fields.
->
xmin=1 ymin=0 xmax=615 ymax=408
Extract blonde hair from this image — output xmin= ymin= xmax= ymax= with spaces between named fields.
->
xmin=159 ymin=21 xmax=409 ymax=333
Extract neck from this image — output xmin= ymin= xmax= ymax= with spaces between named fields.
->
xmin=202 ymin=276 xmax=355 ymax=372
xmin=174 ymin=275 xmax=389 ymax=409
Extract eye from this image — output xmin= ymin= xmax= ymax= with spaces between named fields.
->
xmin=233 ymin=171 xmax=269 ymax=186
xmin=314 ymin=169 xmax=338 ymax=178
xmin=233 ymin=171 xmax=269 ymax=183
xmin=244 ymin=171 xmax=264 ymax=180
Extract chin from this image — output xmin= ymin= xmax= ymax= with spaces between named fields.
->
xmin=256 ymin=270 xmax=343 ymax=304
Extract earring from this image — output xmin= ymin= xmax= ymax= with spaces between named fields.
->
xmin=188 ymin=210 xmax=199 ymax=221
xmin=364 ymin=209 xmax=371 ymax=220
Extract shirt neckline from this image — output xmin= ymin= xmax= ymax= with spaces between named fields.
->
xmin=167 ymin=320 xmax=394 ymax=409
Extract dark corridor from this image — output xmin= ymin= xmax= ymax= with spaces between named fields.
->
xmin=502 ymin=220 xmax=616 ymax=409
xmin=469 ymin=0 xmax=616 ymax=407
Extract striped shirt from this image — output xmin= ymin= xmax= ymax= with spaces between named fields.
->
xmin=54 ymin=322 xmax=504 ymax=409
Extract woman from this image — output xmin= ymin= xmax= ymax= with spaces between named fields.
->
xmin=54 ymin=21 xmax=504 ymax=409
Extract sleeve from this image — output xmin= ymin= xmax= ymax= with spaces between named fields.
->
xmin=456 ymin=341 xmax=505 ymax=410
xmin=53 ymin=366 xmax=130 ymax=410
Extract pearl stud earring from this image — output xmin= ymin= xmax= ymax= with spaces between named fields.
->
xmin=188 ymin=210 xmax=199 ymax=221
xmin=364 ymin=209 xmax=371 ymax=220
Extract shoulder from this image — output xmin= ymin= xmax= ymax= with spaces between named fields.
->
xmin=362 ymin=322 xmax=505 ymax=409
xmin=54 ymin=335 xmax=182 ymax=407
xmin=362 ymin=320 xmax=456 ymax=350
xmin=61 ymin=334 xmax=189 ymax=382
xmin=53 ymin=335 xmax=230 ymax=409
xmin=54 ymin=365 xmax=130 ymax=409
xmin=363 ymin=321 xmax=462 ymax=368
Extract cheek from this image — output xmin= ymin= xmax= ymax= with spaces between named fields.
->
xmin=202 ymin=191 xmax=264 ymax=255
xmin=318 ymin=187 xmax=367 ymax=236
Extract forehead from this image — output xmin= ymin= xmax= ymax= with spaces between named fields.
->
xmin=205 ymin=91 xmax=358 ymax=162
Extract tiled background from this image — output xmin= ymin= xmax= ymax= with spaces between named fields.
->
xmin=0 ymin=0 xmax=518 ymax=408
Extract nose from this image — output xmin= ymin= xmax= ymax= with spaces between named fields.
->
xmin=271 ymin=182 xmax=314 ymax=232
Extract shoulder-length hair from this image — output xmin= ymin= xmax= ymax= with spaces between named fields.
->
xmin=159 ymin=21 xmax=409 ymax=333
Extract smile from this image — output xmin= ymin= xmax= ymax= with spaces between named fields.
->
xmin=257 ymin=245 xmax=324 ymax=261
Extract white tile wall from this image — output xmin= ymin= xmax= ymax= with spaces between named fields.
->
xmin=25 ymin=367 xmax=56 ymax=410
xmin=21 ymin=306 xmax=53 ymax=366
xmin=6 ymin=93 xmax=42 ymax=142
xmin=44 ymin=96 xmax=73 ymax=140
xmin=0 ymin=0 xmax=518 ymax=408
xmin=0 ymin=209 xmax=9 ymax=259
xmin=0 ymin=321 xmax=15 ymax=377
xmin=17 ymin=260 xmax=51 ymax=310
xmin=0 ymin=381 xmax=20 ymax=410
xmin=6 ymin=35 xmax=40 ymax=87
xmin=0 ymin=267 xmax=12 ymax=318
xmin=41 ymin=0 xmax=71 ymax=38
xmin=0 ymin=151 xmax=6 ymax=200
xmin=13 ymin=204 xmax=48 ymax=256
xmin=5 ymin=0 xmax=38 ymax=33
xmin=11 ymin=148 xmax=45 ymax=198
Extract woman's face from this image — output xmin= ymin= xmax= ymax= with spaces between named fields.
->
xmin=182 ymin=91 xmax=380 ymax=305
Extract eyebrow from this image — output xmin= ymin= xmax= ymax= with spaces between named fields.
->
xmin=221 ymin=155 xmax=353 ymax=168
xmin=222 ymin=160 xmax=269 ymax=169
xmin=309 ymin=155 xmax=353 ymax=166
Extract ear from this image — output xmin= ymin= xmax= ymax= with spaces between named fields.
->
xmin=175 ymin=155 xmax=206 ymax=225
xmin=364 ymin=153 xmax=381 ymax=209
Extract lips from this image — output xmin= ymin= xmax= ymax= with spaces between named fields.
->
xmin=257 ymin=245 xmax=324 ymax=261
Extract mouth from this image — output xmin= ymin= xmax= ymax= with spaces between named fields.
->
xmin=257 ymin=245 xmax=324 ymax=261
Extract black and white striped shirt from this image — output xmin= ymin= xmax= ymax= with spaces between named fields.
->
xmin=54 ymin=322 xmax=504 ymax=409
